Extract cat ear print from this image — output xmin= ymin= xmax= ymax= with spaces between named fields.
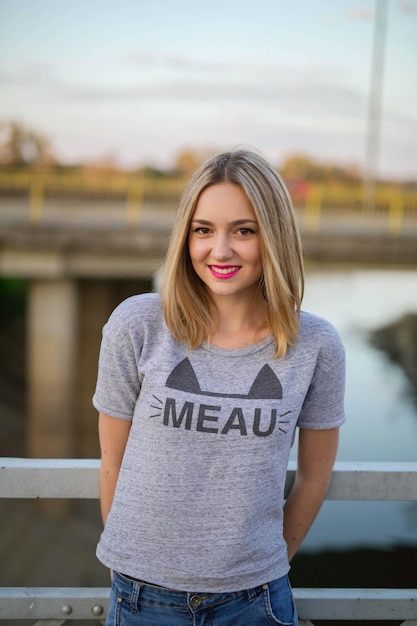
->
xmin=166 ymin=358 xmax=202 ymax=394
xmin=166 ymin=359 xmax=283 ymax=400
xmin=247 ymin=365 xmax=283 ymax=399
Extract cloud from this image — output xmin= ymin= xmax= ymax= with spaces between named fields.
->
xmin=399 ymin=0 xmax=417 ymax=12
xmin=0 ymin=64 xmax=63 ymax=89
xmin=126 ymin=51 xmax=232 ymax=74
xmin=1 ymin=57 xmax=363 ymax=118
xmin=124 ymin=49 xmax=355 ymax=84
xmin=347 ymin=7 xmax=374 ymax=21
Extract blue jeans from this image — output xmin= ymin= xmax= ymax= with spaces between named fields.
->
xmin=106 ymin=571 xmax=298 ymax=626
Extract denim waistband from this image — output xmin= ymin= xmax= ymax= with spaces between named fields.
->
xmin=121 ymin=573 xmax=190 ymax=592
xmin=115 ymin=571 xmax=266 ymax=606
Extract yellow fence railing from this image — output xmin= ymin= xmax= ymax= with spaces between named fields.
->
xmin=1 ymin=170 xmax=417 ymax=234
xmin=0 ymin=169 xmax=185 ymax=225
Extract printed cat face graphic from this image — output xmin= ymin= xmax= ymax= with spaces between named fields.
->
xmin=150 ymin=359 xmax=290 ymax=436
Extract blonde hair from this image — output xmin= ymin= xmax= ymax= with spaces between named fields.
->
xmin=160 ymin=149 xmax=304 ymax=358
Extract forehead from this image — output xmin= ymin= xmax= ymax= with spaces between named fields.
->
xmin=193 ymin=182 xmax=256 ymax=220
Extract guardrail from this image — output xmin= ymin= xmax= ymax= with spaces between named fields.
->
xmin=1 ymin=458 xmax=417 ymax=624
xmin=0 ymin=170 xmax=183 ymax=226
xmin=1 ymin=170 xmax=417 ymax=234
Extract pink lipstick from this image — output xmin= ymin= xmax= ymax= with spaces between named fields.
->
xmin=208 ymin=265 xmax=241 ymax=279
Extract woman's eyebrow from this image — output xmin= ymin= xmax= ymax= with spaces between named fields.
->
xmin=191 ymin=218 xmax=258 ymax=225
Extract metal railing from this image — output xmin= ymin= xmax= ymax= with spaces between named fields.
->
xmin=1 ymin=169 xmax=417 ymax=234
xmin=1 ymin=458 xmax=417 ymax=624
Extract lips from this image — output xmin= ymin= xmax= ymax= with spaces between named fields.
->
xmin=208 ymin=265 xmax=241 ymax=279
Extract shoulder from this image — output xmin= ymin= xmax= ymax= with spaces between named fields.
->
xmin=299 ymin=310 xmax=342 ymax=339
xmin=104 ymin=292 xmax=163 ymax=338
xmin=299 ymin=310 xmax=345 ymax=367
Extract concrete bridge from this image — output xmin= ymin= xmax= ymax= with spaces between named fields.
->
xmin=1 ymin=195 xmax=416 ymax=461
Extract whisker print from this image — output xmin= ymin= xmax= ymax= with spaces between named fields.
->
xmin=278 ymin=418 xmax=291 ymax=434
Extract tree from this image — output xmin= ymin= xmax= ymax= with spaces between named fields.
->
xmin=174 ymin=147 xmax=220 ymax=174
xmin=280 ymin=153 xmax=361 ymax=183
xmin=0 ymin=120 xmax=55 ymax=167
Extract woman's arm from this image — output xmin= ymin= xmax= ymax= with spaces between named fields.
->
xmin=98 ymin=412 xmax=132 ymax=526
xmin=283 ymin=427 xmax=339 ymax=562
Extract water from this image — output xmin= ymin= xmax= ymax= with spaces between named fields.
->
xmin=291 ymin=266 xmax=417 ymax=553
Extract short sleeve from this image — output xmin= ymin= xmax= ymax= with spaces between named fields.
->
xmin=92 ymin=305 xmax=142 ymax=420
xmin=297 ymin=335 xmax=346 ymax=430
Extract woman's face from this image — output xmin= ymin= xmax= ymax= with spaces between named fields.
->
xmin=188 ymin=182 xmax=263 ymax=304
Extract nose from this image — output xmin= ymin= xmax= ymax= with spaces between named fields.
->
xmin=211 ymin=233 xmax=233 ymax=260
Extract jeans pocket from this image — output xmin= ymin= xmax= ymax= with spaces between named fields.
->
xmin=107 ymin=572 xmax=139 ymax=626
xmin=107 ymin=590 xmax=136 ymax=626
xmin=262 ymin=576 xmax=297 ymax=626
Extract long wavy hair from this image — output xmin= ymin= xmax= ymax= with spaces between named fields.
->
xmin=159 ymin=149 xmax=304 ymax=358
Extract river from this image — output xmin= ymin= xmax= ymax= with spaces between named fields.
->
xmin=291 ymin=265 xmax=417 ymax=553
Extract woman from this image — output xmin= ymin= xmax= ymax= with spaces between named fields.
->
xmin=94 ymin=149 xmax=346 ymax=626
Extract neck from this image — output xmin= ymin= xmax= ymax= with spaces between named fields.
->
xmin=209 ymin=295 xmax=270 ymax=349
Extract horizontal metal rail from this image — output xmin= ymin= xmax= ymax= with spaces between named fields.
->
xmin=1 ymin=586 xmax=417 ymax=623
xmin=1 ymin=458 xmax=417 ymax=623
xmin=1 ymin=458 xmax=417 ymax=501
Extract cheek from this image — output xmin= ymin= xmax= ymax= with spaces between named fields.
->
xmin=248 ymin=243 xmax=263 ymax=268
xmin=189 ymin=238 xmax=207 ymax=263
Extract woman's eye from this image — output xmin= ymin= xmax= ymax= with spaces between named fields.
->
xmin=237 ymin=228 xmax=255 ymax=236
xmin=194 ymin=227 xmax=211 ymax=234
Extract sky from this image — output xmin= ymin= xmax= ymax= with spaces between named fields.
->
xmin=1 ymin=0 xmax=416 ymax=178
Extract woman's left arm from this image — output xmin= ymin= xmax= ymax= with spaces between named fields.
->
xmin=283 ymin=427 xmax=340 ymax=562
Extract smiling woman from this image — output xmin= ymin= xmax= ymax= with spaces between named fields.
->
xmin=93 ymin=149 xmax=346 ymax=626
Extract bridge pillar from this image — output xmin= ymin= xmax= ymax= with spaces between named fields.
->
xmin=75 ymin=281 xmax=113 ymax=458
xmin=27 ymin=279 xmax=78 ymax=458
xmin=75 ymin=278 xmax=153 ymax=457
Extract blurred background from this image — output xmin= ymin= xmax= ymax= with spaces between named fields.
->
xmin=0 ymin=0 xmax=417 ymax=622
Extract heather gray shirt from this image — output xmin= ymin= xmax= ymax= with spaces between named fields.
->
xmin=93 ymin=293 xmax=345 ymax=592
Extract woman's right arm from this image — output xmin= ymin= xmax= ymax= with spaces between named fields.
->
xmin=98 ymin=412 xmax=132 ymax=525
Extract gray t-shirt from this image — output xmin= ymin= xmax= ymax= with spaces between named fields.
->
xmin=93 ymin=293 xmax=345 ymax=592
